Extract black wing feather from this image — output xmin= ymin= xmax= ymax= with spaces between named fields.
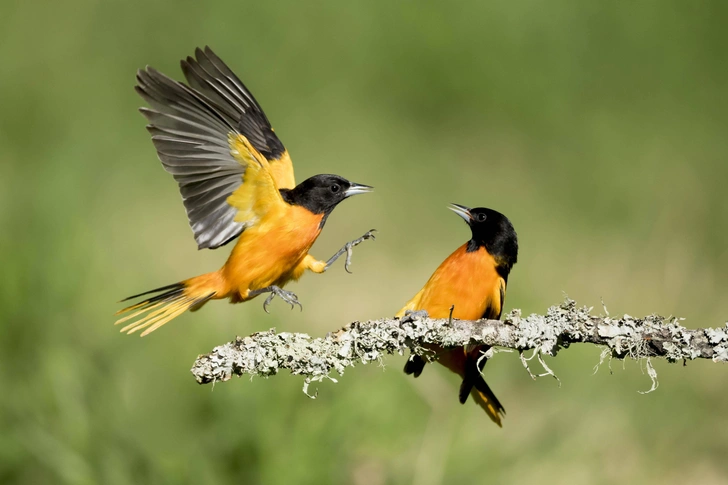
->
xmin=135 ymin=47 xmax=287 ymax=249
xmin=181 ymin=47 xmax=285 ymax=159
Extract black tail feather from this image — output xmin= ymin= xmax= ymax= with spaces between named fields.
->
xmin=459 ymin=350 xmax=505 ymax=416
xmin=115 ymin=281 xmax=214 ymax=336
xmin=119 ymin=282 xmax=185 ymax=302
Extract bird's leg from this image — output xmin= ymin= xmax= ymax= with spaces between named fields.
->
xmin=324 ymin=229 xmax=377 ymax=273
xmin=248 ymin=286 xmax=303 ymax=313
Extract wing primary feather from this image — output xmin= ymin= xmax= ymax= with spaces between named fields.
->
xmin=135 ymin=48 xmax=294 ymax=249
xmin=182 ymin=57 xmax=248 ymax=117
xmin=200 ymin=46 xmax=270 ymax=121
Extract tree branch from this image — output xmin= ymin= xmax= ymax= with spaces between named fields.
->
xmin=190 ymin=299 xmax=728 ymax=393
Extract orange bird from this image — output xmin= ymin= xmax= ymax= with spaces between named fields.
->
xmin=396 ymin=204 xmax=518 ymax=426
xmin=116 ymin=47 xmax=375 ymax=336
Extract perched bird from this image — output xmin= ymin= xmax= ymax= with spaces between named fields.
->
xmin=116 ymin=47 xmax=375 ymax=336
xmin=396 ymin=204 xmax=518 ymax=426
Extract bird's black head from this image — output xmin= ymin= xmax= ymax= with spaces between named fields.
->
xmin=449 ymin=203 xmax=518 ymax=274
xmin=281 ymin=174 xmax=373 ymax=216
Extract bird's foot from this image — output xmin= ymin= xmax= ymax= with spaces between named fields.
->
xmin=249 ymin=286 xmax=303 ymax=313
xmin=325 ymin=229 xmax=377 ymax=273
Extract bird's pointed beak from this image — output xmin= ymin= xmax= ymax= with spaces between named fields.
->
xmin=448 ymin=203 xmax=472 ymax=222
xmin=344 ymin=183 xmax=374 ymax=197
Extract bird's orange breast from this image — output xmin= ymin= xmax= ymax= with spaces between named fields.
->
xmin=221 ymin=205 xmax=324 ymax=297
xmin=400 ymin=243 xmax=504 ymax=320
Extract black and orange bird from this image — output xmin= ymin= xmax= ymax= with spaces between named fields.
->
xmin=115 ymin=47 xmax=375 ymax=336
xmin=396 ymin=204 xmax=518 ymax=426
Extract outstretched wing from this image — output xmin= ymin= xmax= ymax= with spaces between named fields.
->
xmin=180 ymin=47 xmax=295 ymax=189
xmin=226 ymin=133 xmax=288 ymax=227
xmin=135 ymin=46 xmax=295 ymax=249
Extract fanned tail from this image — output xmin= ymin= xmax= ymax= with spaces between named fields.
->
xmin=115 ymin=277 xmax=217 ymax=336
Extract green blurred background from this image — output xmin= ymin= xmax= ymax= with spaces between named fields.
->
xmin=1 ymin=0 xmax=727 ymax=483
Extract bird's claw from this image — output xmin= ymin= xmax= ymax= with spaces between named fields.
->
xmin=343 ymin=229 xmax=377 ymax=273
xmin=262 ymin=287 xmax=303 ymax=313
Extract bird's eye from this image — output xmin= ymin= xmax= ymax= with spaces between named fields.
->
xmin=477 ymin=213 xmax=487 ymax=222
xmin=331 ymin=184 xmax=340 ymax=193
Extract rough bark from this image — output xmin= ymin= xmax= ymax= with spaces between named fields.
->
xmin=190 ymin=299 xmax=728 ymax=393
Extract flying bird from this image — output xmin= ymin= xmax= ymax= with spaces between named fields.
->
xmin=116 ymin=47 xmax=375 ymax=336
xmin=396 ymin=204 xmax=518 ymax=426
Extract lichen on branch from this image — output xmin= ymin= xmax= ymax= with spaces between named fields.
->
xmin=190 ymin=299 xmax=728 ymax=392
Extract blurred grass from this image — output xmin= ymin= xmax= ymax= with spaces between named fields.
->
xmin=1 ymin=0 xmax=727 ymax=483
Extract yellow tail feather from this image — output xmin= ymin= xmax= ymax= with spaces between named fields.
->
xmin=115 ymin=280 xmax=215 ymax=336
xmin=470 ymin=388 xmax=504 ymax=427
